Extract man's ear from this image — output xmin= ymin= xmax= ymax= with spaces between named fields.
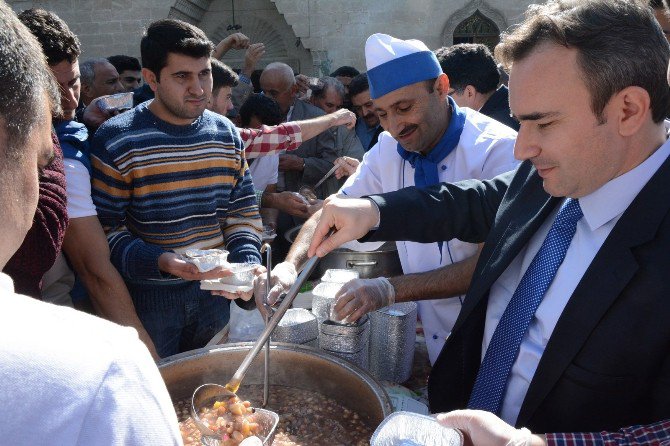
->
xmin=142 ymin=67 xmax=159 ymax=93
xmin=464 ymin=85 xmax=477 ymax=99
xmin=610 ymin=85 xmax=652 ymax=137
xmin=435 ymin=73 xmax=450 ymax=99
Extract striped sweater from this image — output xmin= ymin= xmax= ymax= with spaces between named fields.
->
xmin=90 ymin=103 xmax=262 ymax=286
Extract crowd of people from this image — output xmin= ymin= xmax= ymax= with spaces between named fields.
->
xmin=1 ymin=0 xmax=670 ymax=444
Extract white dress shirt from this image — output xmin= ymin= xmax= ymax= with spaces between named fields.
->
xmin=485 ymin=135 xmax=670 ymax=425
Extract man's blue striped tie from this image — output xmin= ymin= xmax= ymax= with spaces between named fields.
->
xmin=467 ymin=198 xmax=584 ymax=414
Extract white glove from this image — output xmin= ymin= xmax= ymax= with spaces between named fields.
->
xmin=330 ymin=277 xmax=395 ymax=324
xmin=253 ymin=262 xmax=297 ymax=317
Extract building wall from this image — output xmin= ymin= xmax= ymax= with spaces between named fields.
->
xmin=9 ymin=0 xmax=534 ymax=75
xmin=9 ymin=0 xmax=173 ymax=60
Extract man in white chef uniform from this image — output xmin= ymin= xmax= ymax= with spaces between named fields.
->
xmin=261 ymin=33 xmax=519 ymax=365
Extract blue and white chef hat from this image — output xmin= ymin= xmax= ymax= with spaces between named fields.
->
xmin=365 ymin=33 xmax=443 ymax=99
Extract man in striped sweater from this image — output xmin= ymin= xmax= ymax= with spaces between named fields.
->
xmin=90 ymin=19 xmax=262 ymax=358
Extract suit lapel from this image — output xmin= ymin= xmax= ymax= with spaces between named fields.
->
xmin=518 ymin=151 xmax=670 ymax=426
xmin=453 ymin=168 xmax=559 ymax=333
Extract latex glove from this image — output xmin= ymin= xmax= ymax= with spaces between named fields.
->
xmin=331 ymin=277 xmax=395 ymax=324
xmin=436 ymin=410 xmax=543 ymax=446
xmin=253 ymin=262 xmax=297 ymax=318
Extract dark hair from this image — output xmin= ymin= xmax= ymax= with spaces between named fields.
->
xmin=435 ymin=44 xmax=499 ymax=94
xmin=0 ymin=2 xmax=59 ymax=159
xmin=17 ymin=8 xmax=80 ymax=66
xmin=650 ymin=0 xmax=664 ymax=8
xmin=348 ymin=72 xmax=370 ymax=97
xmin=310 ymin=76 xmax=345 ymax=100
xmin=496 ymin=0 xmax=670 ymax=123
xmin=239 ymin=93 xmax=283 ymax=127
xmin=140 ymin=19 xmax=214 ymax=80
xmin=107 ymin=54 xmax=141 ymax=73
xmin=330 ymin=66 xmax=360 ymax=78
xmin=211 ymin=59 xmax=238 ymax=91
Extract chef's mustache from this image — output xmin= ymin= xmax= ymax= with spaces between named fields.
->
xmin=398 ymin=125 xmax=417 ymax=137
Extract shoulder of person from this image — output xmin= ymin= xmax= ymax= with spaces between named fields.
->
xmin=462 ymin=108 xmax=517 ymax=144
xmin=296 ymin=99 xmax=326 ymax=118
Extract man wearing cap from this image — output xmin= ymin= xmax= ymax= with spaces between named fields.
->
xmin=259 ymin=33 xmax=518 ymax=365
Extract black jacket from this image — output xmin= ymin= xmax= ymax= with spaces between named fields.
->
xmin=366 ymin=158 xmax=670 ymax=433
xmin=479 ymin=86 xmax=519 ymax=131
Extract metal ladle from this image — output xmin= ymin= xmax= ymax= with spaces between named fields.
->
xmin=192 ymin=232 xmax=331 ymax=438
xmin=299 ymin=163 xmax=340 ymax=203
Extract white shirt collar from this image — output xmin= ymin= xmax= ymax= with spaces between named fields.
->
xmin=580 ymin=130 xmax=670 ymax=231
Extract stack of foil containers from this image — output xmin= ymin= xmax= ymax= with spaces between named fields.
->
xmin=311 ymin=269 xmax=360 ymax=326
xmin=368 ymin=302 xmax=417 ymax=383
xmin=319 ymin=315 xmax=370 ymax=369
xmin=271 ymin=308 xmax=318 ymax=347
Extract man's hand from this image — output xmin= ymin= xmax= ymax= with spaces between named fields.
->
xmin=264 ymin=191 xmax=310 ymax=218
xmin=308 ymin=195 xmax=380 ymax=258
xmin=330 ymin=108 xmax=357 ymax=129
xmin=436 ymin=410 xmax=546 ymax=446
xmin=278 ymin=154 xmax=305 ymax=171
xmin=82 ymin=96 xmax=119 ymax=130
xmin=295 ymin=74 xmax=312 ymax=99
xmin=216 ymin=32 xmax=250 ymax=56
xmin=334 ymin=156 xmax=360 ymax=179
xmin=243 ymin=43 xmax=265 ymax=76
xmin=253 ymin=262 xmax=297 ymax=318
xmin=331 ymin=277 xmax=395 ymax=323
xmin=211 ymin=265 xmax=266 ymax=301
xmin=157 ymin=252 xmax=233 ymax=281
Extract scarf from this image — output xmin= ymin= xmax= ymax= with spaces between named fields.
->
xmin=396 ymin=97 xmax=466 ymax=260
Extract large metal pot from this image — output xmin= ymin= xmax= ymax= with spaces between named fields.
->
xmin=158 ymin=343 xmax=392 ymax=428
xmin=285 ymin=225 xmax=403 ymax=279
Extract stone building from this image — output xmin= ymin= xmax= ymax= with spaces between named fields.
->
xmin=9 ymin=0 xmax=533 ymax=75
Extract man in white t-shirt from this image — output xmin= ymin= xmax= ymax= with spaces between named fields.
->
xmin=0 ymin=5 xmax=181 ymax=444
xmin=19 ymin=8 xmax=159 ymax=358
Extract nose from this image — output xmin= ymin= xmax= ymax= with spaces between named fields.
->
xmin=513 ymin=123 xmax=540 ymax=161
xmin=63 ymin=87 xmax=77 ymax=108
xmin=113 ymin=79 xmax=124 ymax=93
xmin=190 ymin=77 xmax=205 ymax=97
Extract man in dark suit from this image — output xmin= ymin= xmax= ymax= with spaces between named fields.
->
xmin=308 ymin=0 xmax=670 ymax=442
xmin=436 ymin=43 xmax=520 ymax=131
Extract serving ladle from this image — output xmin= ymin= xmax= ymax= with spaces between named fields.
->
xmin=298 ymin=163 xmax=340 ymax=204
xmin=191 ymin=232 xmax=332 ymax=441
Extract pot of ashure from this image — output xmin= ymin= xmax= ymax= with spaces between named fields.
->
xmin=159 ymin=342 xmax=392 ymax=446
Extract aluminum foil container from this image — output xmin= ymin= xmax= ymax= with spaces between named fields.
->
xmin=369 ymin=302 xmax=417 ymax=383
xmin=183 ymin=249 xmax=229 ymax=272
xmin=370 ymin=411 xmax=463 ymax=446
xmin=320 ymin=269 xmax=359 ymax=284
xmin=311 ymin=282 xmax=343 ymax=324
xmin=218 ymin=263 xmax=258 ymax=286
xmin=319 ymin=316 xmax=370 ymax=354
xmin=322 ymin=346 xmax=369 ymax=370
xmin=271 ymin=308 xmax=318 ymax=345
